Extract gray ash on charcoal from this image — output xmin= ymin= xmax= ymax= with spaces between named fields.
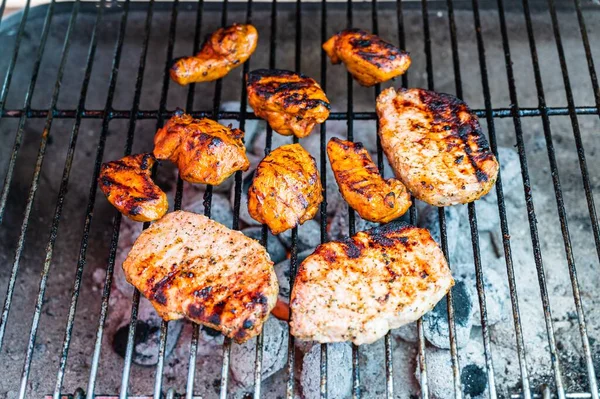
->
xmin=278 ymin=219 xmax=322 ymax=252
xmin=275 ymin=249 xmax=314 ymax=301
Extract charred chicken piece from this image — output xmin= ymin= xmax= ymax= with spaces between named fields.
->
xmin=323 ymin=29 xmax=411 ymax=87
xmin=122 ymin=211 xmax=278 ymax=343
xmin=248 ymin=143 xmax=323 ymax=235
xmin=99 ymin=153 xmax=168 ymax=222
xmin=170 ymin=24 xmax=258 ymax=85
xmin=377 ymin=87 xmax=499 ymax=206
xmin=153 ymin=110 xmax=250 ymax=186
xmin=290 ymin=222 xmax=453 ymax=345
xmin=327 ymin=137 xmax=411 ymax=223
xmin=246 ymin=69 xmax=330 ymax=138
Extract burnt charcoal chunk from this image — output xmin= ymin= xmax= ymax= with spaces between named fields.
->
xmin=461 ymin=364 xmax=487 ymax=397
xmin=242 ymin=226 xmax=287 ymax=264
xmin=423 ymin=280 xmax=474 ymax=349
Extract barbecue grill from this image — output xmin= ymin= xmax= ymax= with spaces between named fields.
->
xmin=1 ymin=0 xmax=599 ymax=397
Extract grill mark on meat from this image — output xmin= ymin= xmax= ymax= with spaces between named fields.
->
xmin=416 ymin=90 xmax=493 ymax=183
xmin=150 ymin=270 xmax=180 ymax=305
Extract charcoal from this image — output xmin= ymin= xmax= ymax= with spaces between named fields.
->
xmin=251 ymin=129 xmax=292 ymax=157
xmin=231 ymin=169 xmax=261 ymax=227
xmin=417 ymin=203 xmax=460 ymax=256
xmin=230 ymin=317 xmax=288 ymax=389
xmin=114 ymin=217 xmax=143 ymax=297
xmin=392 ymin=323 xmax=418 ymax=343
xmin=454 ymin=263 xmax=508 ymax=326
xmin=328 ymin=200 xmax=378 ymax=241
xmin=423 ymin=281 xmax=474 ymax=349
xmin=278 ymin=219 xmax=322 ymax=252
xmin=242 ymin=226 xmax=287 ymax=264
xmin=416 ymin=337 xmax=488 ymax=399
xmin=112 ymin=299 xmax=183 ymax=366
xmin=220 ymin=101 xmax=266 ymax=152
xmin=275 ymin=249 xmax=315 ymax=301
xmin=300 ymin=343 xmax=352 ymax=399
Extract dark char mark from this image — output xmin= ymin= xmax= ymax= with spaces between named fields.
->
xmin=150 ymin=270 xmax=179 ymax=305
xmin=417 ymin=89 xmax=493 ymax=183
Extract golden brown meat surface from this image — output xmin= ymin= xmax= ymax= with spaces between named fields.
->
xmin=248 ymin=143 xmax=323 ymax=235
xmin=99 ymin=153 xmax=168 ymax=222
xmin=153 ymin=110 xmax=250 ymax=186
xmin=323 ymin=29 xmax=411 ymax=87
xmin=290 ymin=222 xmax=453 ymax=345
xmin=170 ymin=24 xmax=258 ymax=85
xmin=327 ymin=137 xmax=411 ymax=223
xmin=122 ymin=211 xmax=278 ymax=343
xmin=377 ymin=87 xmax=499 ymax=206
xmin=246 ymin=69 xmax=330 ymax=138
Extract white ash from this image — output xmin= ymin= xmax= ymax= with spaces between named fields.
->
xmin=231 ymin=169 xmax=261 ymax=227
xmin=328 ymin=200 xmax=379 ymax=241
xmin=181 ymin=186 xmax=234 ymax=228
xmin=453 ymin=263 xmax=509 ymax=327
xmin=417 ymin=203 xmax=460 ymax=256
xmin=300 ymin=343 xmax=352 ymax=399
xmin=220 ymin=101 xmax=266 ymax=153
xmin=242 ymin=226 xmax=287 ymax=264
xmin=229 ymin=317 xmax=289 ymax=390
xmin=392 ymin=323 xmax=419 ymax=343
xmin=423 ymin=280 xmax=475 ymax=349
xmin=278 ymin=219 xmax=322 ymax=252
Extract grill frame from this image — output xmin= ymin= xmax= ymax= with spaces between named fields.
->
xmin=0 ymin=0 xmax=599 ymax=398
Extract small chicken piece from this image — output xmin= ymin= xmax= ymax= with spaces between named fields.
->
xmin=123 ymin=211 xmax=278 ymax=343
xmin=246 ymin=69 xmax=330 ymax=138
xmin=153 ymin=110 xmax=250 ymax=186
xmin=99 ymin=153 xmax=168 ymax=222
xmin=377 ymin=87 xmax=499 ymax=206
xmin=248 ymin=144 xmax=323 ymax=234
xmin=170 ymin=24 xmax=258 ymax=85
xmin=327 ymin=137 xmax=411 ymax=223
xmin=323 ymin=29 xmax=411 ymax=87
xmin=290 ymin=221 xmax=453 ymax=345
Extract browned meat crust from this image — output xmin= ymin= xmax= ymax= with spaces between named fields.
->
xmin=99 ymin=153 xmax=168 ymax=222
xmin=153 ymin=110 xmax=250 ymax=186
xmin=377 ymin=87 xmax=499 ymax=206
xmin=323 ymin=29 xmax=411 ymax=87
xmin=122 ymin=211 xmax=278 ymax=343
xmin=246 ymin=69 xmax=330 ymax=138
xmin=290 ymin=221 xmax=454 ymax=345
xmin=170 ymin=24 xmax=258 ymax=85
xmin=248 ymin=143 xmax=323 ymax=235
xmin=327 ymin=137 xmax=411 ymax=223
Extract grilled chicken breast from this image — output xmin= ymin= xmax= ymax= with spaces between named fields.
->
xmin=99 ymin=153 xmax=168 ymax=222
xmin=327 ymin=137 xmax=411 ymax=223
xmin=246 ymin=69 xmax=330 ymax=138
xmin=170 ymin=24 xmax=258 ymax=85
xmin=122 ymin=211 xmax=278 ymax=343
xmin=323 ymin=29 xmax=411 ymax=87
xmin=248 ymin=144 xmax=323 ymax=234
xmin=290 ymin=222 xmax=453 ymax=345
xmin=153 ymin=110 xmax=250 ymax=186
xmin=376 ymin=88 xmax=499 ymax=206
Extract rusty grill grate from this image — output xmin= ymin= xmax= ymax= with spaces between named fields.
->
xmin=0 ymin=0 xmax=600 ymax=398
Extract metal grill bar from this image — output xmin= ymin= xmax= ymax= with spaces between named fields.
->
xmin=1 ymin=1 xmax=600 ymax=398
xmin=14 ymin=1 xmax=81 ymax=396
xmin=0 ymin=0 xmax=57 ymax=352
xmin=469 ymin=0 xmax=532 ymax=396
xmin=427 ymin=0 xmax=499 ymax=395
xmin=2 ymin=106 xmax=598 ymax=121
xmin=496 ymin=0 xmax=565 ymax=395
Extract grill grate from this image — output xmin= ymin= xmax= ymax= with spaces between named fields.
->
xmin=1 ymin=0 xmax=600 ymax=398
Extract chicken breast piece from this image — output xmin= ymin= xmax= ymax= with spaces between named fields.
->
xmin=377 ymin=87 xmax=499 ymax=206
xmin=99 ymin=153 xmax=168 ymax=222
xmin=154 ymin=110 xmax=250 ymax=186
xmin=247 ymin=69 xmax=330 ymax=138
xmin=248 ymin=143 xmax=323 ymax=235
xmin=323 ymin=29 xmax=411 ymax=87
xmin=290 ymin=222 xmax=453 ymax=345
xmin=122 ymin=211 xmax=278 ymax=343
xmin=170 ymin=24 xmax=258 ymax=85
xmin=327 ymin=137 xmax=411 ymax=223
